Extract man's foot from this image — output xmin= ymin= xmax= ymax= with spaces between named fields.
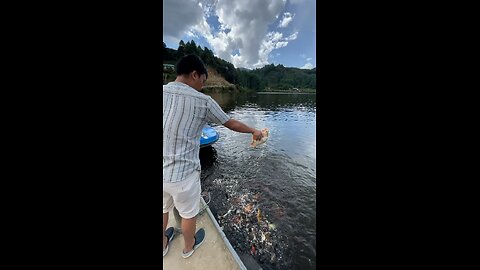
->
xmin=163 ymin=227 xmax=175 ymax=257
xmin=181 ymin=228 xmax=205 ymax=259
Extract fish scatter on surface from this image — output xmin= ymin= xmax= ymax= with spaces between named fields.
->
xmin=204 ymin=177 xmax=290 ymax=269
xmin=257 ymin=208 xmax=262 ymax=224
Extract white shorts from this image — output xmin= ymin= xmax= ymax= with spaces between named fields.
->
xmin=163 ymin=171 xmax=201 ymax=219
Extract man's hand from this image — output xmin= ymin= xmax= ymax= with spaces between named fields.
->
xmin=252 ymin=129 xmax=263 ymax=141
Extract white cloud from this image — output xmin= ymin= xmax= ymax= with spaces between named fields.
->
xmin=301 ymin=55 xmax=314 ymax=62
xmin=200 ymin=0 xmax=217 ymax=17
xmin=278 ymin=12 xmax=294 ymax=28
xmin=163 ymin=0 xmax=303 ymax=69
xmin=286 ymin=32 xmax=298 ymax=40
xmin=163 ymin=0 xmax=204 ymax=39
xmin=197 ymin=0 xmax=289 ymax=68
xmin=250 ymin=30 xmax=298 ymax=68
xmin=301 ymin=63 xmax=314 ymax=69
xmin=185 ymin=30 xmax=198 ymax=38
xmin=275 ymin=41 xmax=288 ymax=49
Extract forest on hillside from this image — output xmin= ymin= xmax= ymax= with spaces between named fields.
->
xmin=163 ymin=40 xmax=316 ymax=91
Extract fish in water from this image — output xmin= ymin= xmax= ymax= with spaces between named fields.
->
xmin=257 ymin=208 xmax=262 ymax=223
xmin=260 ymin=231 xmax=266 ymax=242
xmin=268 ymin=223 xmax=277 ymax=230
xmin=244 ymin=203 xmax=254 ymax=214
xmin=250 ymin=128 xmax=269 ymax=148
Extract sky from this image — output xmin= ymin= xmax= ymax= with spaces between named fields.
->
xmin=163 ymin=0 xmax=316 ymax=70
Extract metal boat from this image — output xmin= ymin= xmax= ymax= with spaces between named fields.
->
xmin=163 ymin=198 xmax=247 ymax=270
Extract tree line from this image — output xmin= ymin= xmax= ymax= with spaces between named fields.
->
xmin=163 ymin=40 xmax=316 ymax=91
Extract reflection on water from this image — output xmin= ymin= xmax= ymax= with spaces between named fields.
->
xmin=208 ymin=92 xmax=317 ymax=113
xmin=206 ymin=91 xmax=240 ymax=112
xmin=200 ymin=92 xmax=316 ymax=270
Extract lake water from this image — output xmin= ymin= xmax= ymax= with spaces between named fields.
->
xmin=200 ymin=91 xmax=316 ymax=270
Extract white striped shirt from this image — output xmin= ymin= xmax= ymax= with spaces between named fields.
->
xmin=163 ymin=82 xmax=230 ymax=183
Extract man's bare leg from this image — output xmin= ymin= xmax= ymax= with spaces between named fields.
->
xmin=181 ymin=216 xmax=196 ymax=253
xmin=163 ymin=212 xmax=168 ymax=250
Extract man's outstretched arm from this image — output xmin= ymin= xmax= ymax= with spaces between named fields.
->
xmin=223 ymin=119 xmax=263 ymax=140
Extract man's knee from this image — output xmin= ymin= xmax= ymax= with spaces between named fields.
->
xmin=182 ymin=216 xmax=196 ymax=221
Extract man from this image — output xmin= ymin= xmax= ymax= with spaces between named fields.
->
xmin=163 ymin=54 xmax=263 ymax=258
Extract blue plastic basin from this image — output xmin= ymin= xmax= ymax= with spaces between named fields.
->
xmin=200 ymin=125 xmax=219 ymax=148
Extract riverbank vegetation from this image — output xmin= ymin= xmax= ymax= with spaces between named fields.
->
xmin=163 ymin=40 xmax=316 ymax=93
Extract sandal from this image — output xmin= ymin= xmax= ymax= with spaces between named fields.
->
xmin=163 ymin=227 xmax=175 ymax=257
xmin=181 ymin=228 xmax=205 ymax=259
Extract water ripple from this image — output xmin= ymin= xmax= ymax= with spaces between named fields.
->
xmin=201 ymin=92 xmax=316 ymax=270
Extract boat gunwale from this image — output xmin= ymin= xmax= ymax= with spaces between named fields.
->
xmin=200 ymin=197 xmax=247 ymax=270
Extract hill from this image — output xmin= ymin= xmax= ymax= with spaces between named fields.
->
xmin=203 ymin=67 xmax=235 ymax=88
xmin=163 ymin=65 xmax=236 ymax=91
xmin=163 ymin=40 xmax=316 ymax=92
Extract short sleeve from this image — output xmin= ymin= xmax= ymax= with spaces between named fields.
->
xmin=206 ymin=97 xmax=230 ymax=125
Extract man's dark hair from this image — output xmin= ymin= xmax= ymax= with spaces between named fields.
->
xmin=175 ymin=54 xmax=208 ymax=79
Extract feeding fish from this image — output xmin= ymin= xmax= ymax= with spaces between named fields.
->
xmin=251 ymin=128 xmax=269 ymax=148
xmin=257 ymin=208 xmax=262 ymax=223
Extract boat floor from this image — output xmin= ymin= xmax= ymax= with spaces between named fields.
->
xmin=163 ymin=198 xmax=245 ymax=270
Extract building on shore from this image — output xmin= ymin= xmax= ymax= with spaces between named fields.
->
xmin=163 ymin=64 xmax=175 ymax=71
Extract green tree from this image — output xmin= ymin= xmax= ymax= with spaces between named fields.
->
xmin=162 ymin=43 xmax=316 ymax=91
xmin=177 ymin=40 xmax=185 ymax=58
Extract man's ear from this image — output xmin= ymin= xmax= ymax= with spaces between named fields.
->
xmin=191 ymin=70 xmax=198 ymax=79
